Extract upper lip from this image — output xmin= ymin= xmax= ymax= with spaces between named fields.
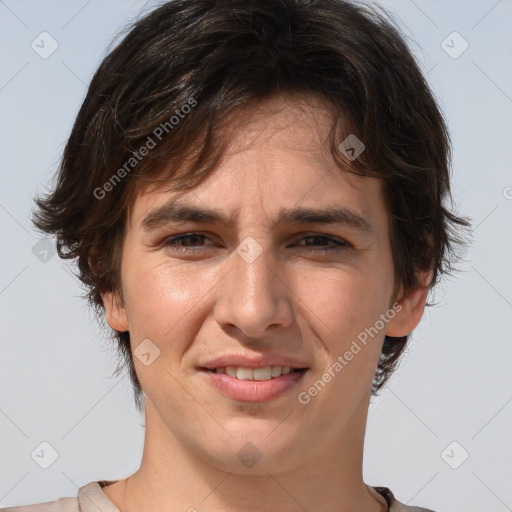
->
xmin=199 ymin=354 xmax=309 ymax=370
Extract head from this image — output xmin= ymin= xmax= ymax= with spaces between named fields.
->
xmin=33 ymin=0 xmax=469 ymax=426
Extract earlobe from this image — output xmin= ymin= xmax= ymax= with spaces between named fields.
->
xmin=101 ymin=290 xmax=129 ymax=332
xmin=385 ymin=271 xmax=431 ymax=338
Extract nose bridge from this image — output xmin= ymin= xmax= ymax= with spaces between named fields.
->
xmin=214 ymin=235 xmax=293 ymax=337
xmin=235 ymin=235 xmax=275 ymax=298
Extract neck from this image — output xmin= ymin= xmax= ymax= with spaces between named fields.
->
xmin=115 ymin=396 xmax=387 ymax=512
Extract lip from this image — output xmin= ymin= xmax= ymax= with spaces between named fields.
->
xmin=198 ymin=354 xmax=309 ymax=370
xmin=199 ymin=368 xmax=308 ymax=402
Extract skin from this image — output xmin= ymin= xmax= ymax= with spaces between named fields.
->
xmin=101 ymin=94 xmax=428 ymax=512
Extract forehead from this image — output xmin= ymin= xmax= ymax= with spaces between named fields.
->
xmin=127 ymin=95 xmax=386 ymax=231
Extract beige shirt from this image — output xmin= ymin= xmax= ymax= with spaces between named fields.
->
xmin=0 ymin=480 xmax=437 ymax=512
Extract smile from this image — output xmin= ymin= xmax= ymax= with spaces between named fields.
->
xmin=204 ymin=365 xmax=302 ymax=381
xmin=199 ymin=366 xmax=308 ymax=402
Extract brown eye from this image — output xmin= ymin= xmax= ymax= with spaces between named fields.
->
xmin=295 ymin=235 xmax=349 ymax=253
xmin=163 ymin=233 xmax=213 ymax=252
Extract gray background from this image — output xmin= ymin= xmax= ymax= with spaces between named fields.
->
xmin=1 ymin=1 xmax=511 ymax=510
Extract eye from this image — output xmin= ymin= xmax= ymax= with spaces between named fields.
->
xmin=294 ymin=234 xmax=350 ymax=253
xmin=163 ymin=233 xmax=213 ymax=252
xmin=162 ymin=232 xmax=351 ymax=254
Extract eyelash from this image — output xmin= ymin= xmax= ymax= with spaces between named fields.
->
xmin=162 ymin=233 xmax=350 ymax=253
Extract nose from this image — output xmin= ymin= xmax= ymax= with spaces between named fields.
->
xmin=212 ymin=239 xmax=294 ymax=341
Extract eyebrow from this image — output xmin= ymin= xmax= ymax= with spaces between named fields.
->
xmin=141 ymin=199 xmax=374 ymax=234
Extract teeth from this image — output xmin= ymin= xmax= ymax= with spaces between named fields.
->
xmin=253 ymin=367 xmax=272 ymax=380
xmin=213 ymin=366 xmax=295 ymax=380
xmin=237 ymin=367 xmax=253 ymax=380
xmin=225 ymin=366 xmax=237 ymax=378
xmin=271 ymin=366 xmax=282 ymax=377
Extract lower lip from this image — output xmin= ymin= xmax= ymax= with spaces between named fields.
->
xmin=199 ymin=369 xmax=308 ymax=402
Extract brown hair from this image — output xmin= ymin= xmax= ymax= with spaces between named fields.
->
xmin=32 ymin=0 xmax=470 ymax=412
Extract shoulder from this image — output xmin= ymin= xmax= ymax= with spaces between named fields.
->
xmin=391 ymin=505 xmax=437 ymax=512
xmin=0 ymin=480 xmax=113 ymax=512
xmin=0 ymin=481 xmax=119 ymax=512
xmin=373 ymin=486 xmax=438 ymax=512
xmin=0 ymin=497 xmax=79 ymax=512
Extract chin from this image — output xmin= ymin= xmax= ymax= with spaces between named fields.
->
xmin=199 ymin=428 xmax=303 ymax=475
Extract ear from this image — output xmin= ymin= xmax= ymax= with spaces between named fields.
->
xmin=101 ymin=289 xmax=129 ymax=332
xmin=385 ymin=271 xmax=431 ymax=337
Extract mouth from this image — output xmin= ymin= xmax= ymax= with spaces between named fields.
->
xmin=200 ymin=365 xmax=308 ymax=381
xmin=198 ymin=366 xmax=309 ymax=402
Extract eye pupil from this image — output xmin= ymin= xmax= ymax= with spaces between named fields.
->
xmin=164 ymin=233 xmax=348 ymax=254
xmin=186 ymin=235 xmax=202 ymax=245
xmin=306 ymin=235 xmax=328 ymax=245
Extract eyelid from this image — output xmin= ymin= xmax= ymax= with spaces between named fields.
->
xmin=160 ymin=230 xmax=350 ymax=243
xmin=161 ymin=231 xmax=353 ymax=253
xmin=296 ymin=232 xmax=351 ymax=245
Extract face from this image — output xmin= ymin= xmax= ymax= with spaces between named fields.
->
xmin=103 ymin=95 xmax=427 ymax=475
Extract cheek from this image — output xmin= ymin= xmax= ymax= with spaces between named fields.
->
xmin=305 ymin=261 xmax=392 ymax=326
xmin=121 ymin=256 xmax=200 ymax=341
xmin=298 ymin=258 xmax=394 ymax=367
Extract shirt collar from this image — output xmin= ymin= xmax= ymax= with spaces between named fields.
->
xmin=78 ymin=481 xmax=120 ymax=512
xmin=78 ymin=481 xmax=400 ymax=512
